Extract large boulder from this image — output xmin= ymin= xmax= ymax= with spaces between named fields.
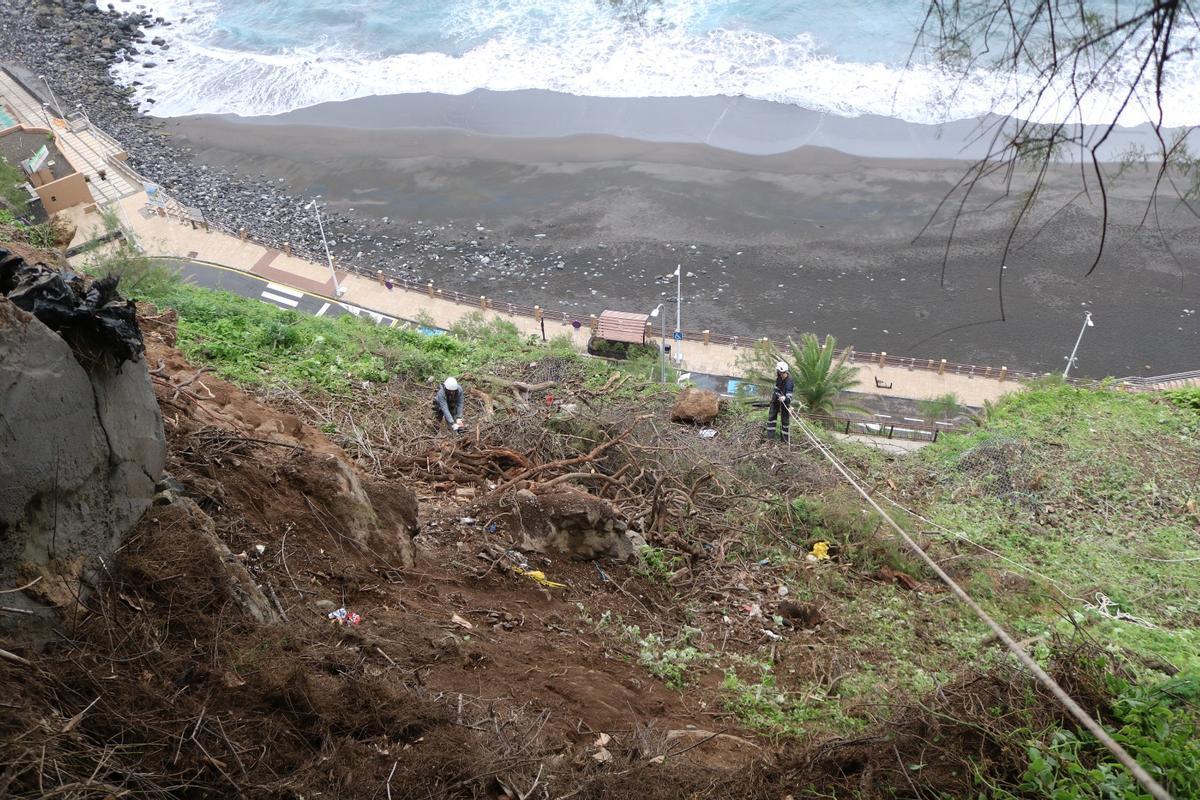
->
xmin=0 ymin=295 xmax=165 ymax=626
xmin=490 ymin=486 xmax=634 ymax=560
xmin=670 ymin=387 xmax=722 ymax=425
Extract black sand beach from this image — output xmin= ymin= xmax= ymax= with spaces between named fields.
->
xmin=166 ymin=92 xmax=1200 ymax=377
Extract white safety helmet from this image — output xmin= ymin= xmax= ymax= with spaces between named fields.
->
xmin=775 ymin=361 xmax=789 ymax=373
xmin=443 ymin=376 xmax=460 ymax=392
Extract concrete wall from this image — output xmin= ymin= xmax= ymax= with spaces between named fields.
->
xmin=35 ymin=171 xmax=89 ymax=214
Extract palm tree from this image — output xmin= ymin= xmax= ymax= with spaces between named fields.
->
xmin=918 ymin=392 xmax=962 ymax=424
xmin=787 ymin=333 xmax=862 ymax=416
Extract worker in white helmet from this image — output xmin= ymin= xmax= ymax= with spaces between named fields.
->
xmin=766 ymin=361 xmax=794 ymax=440
xmin=433 ymin=376 xmax=466 ymax=432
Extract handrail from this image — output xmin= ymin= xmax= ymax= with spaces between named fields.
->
xmin=803 ymin=412 xmax=959 ymax=443
xmin=1117 ymin=369 xmax=1200 ymax=386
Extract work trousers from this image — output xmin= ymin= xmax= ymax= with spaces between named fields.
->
xmin=766 ymin=397 xmax=791 ymax=439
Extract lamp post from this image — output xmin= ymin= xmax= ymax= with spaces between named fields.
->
xmin=1062 ymin=311 xmax=1094 ymax=378
xmin=649 ymin=303 xmax=666 ymax=383
xmin=38 ymin=75 xmax=65 ymax=121
xmin=673 ymin=264 xmax=682 ymax=365
xmin=306 ymin=196 xmax=345 ymax=298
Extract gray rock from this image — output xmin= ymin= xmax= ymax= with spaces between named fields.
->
xmin=0 ymin=295 xmax=165 ymax=627
xmin=485 ymin=486 xmax=634 ymax=560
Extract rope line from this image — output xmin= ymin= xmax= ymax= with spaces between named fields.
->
xmin=791 ymin=417 xmax=1173 ymax=800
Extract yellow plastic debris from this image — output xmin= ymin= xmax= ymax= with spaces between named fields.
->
xmin=809 ymin=540 xmax=830 ymax=560
xmin=512 ymin=566 xmax=566 ymax=589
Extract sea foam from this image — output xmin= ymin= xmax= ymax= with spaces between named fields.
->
xmin=109 ymin=0 xmax=1200 ymax=129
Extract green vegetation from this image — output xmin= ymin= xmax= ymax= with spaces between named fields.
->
xmin=0 ymin=207 xmax=57 ymax=249
xmin=167 ymin=285 xmax=582 ymax=392
xmin=581 ymin=607 xmax=707 ymax=689
xmin=722 ymin=660 xmax=860 ymax=735
xmin=917 ymin=391 xmax=962 ymax=422
xmin=1018 ymin=675 xmax=1200 ymax=799
xmin=917 ymin=385 xmax=1200 ymax=650
xmin=633 ymin=545 xmax=681 ymax=584
xmin=0 ymin=155 xmax=28 ymax=212
xmin=1164 ymin=386 xmax=1200 ymax=412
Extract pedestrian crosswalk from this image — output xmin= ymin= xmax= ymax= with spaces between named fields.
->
xmin=261 ymin=282 xmax=302 ymax=308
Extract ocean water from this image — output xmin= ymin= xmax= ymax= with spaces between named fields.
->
xmin=110 ymin=0 xmax=1200 ymax=127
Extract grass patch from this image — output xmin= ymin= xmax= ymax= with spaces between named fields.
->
xmin=119 ymin=279 xmax=603 ymax=393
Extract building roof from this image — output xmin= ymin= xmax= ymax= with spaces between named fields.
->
xmin=596 ymin=310 xmax=649 ymax=344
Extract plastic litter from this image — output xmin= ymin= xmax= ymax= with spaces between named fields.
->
xmin=327 ymin=607 xmax=362 ymax=626
xmin=698 ymin=428 xmax=718 ymax=439
xmin=450 ymin=613 xmax=474 ymax=630
xmin=808 ymin=541 xmax=831 ymax=561
xmin=512 ymin=566 xmax=566 ymax=589
xmin=485 ymin=522 xmax=498 ymax=533
xmin=504 ymin=549 xmax=530 ymax=570
xmin=459 ymin=517 xmax=476 ymax=525
xmin=0 ymin=251 xmax=145 ymax=365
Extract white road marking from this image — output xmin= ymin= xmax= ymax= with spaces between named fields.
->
xmin=266 ymin=282 xmax=304 ymax=299
xmin=316 ymin=302 xmax=331 ymax=317
xmin=261 ymin=291 xmax=300 ymax=308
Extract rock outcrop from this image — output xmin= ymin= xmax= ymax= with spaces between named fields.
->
xmin=0 ymin=293 xmax=165 ymax=624
xmin=488 ymin=486 xmax=634 ymax=560
xmin=670 ymin=387 xmax=722 ymax=425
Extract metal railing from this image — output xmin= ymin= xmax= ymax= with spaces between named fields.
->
xmin=804 ymin=412 xmax=958 ymax=443
xmin=1116 ymin=369 xmax=1200 ymax=387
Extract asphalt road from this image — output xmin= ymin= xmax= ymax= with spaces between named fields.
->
xmin=158 ymin=257 xmax=428 ymax=330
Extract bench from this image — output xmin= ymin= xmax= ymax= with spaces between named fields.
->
xmin=875 ymin=377 xmax=893 ymax=389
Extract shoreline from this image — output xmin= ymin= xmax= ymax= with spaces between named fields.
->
xmin=184 ymin=88 xmax=1186 ymax=162
xmin=1 ymin=0 xmax=1198 ymax=377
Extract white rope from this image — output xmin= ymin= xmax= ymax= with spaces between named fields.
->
xmin=1086 ymin=593 xmax=1158 ymax=629
xmin=791 ymin=417 xmax=1173 ymax=800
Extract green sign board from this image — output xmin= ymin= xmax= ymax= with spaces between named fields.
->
xmin=23 ymin=144 xmax=49 ymax=174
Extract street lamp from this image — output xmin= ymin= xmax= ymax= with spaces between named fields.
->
xmin=673 ymin=264 xmax=683 ymax=365
xmin=649 ymin=303 xmax=666 ymax=383
xmin=305 ymin=196 xmax=345 ymax=298
xmin=38 ymin=75 xmax=65 ymax=121
xmin=1062 ymin=310 xmax=1094 ymax=378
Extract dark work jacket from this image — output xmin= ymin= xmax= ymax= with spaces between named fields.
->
xmin=434 ymin=387 xmax=464 ymax=423
xmin=773 ymin=374 xmax=794 ymax=405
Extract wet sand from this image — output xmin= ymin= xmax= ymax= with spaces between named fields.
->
xmin=164 ymin=91 xmax=1200 ymax=377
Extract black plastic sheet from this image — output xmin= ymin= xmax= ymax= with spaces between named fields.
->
xmin=0 ymin=248 xmax=144 ymax=365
